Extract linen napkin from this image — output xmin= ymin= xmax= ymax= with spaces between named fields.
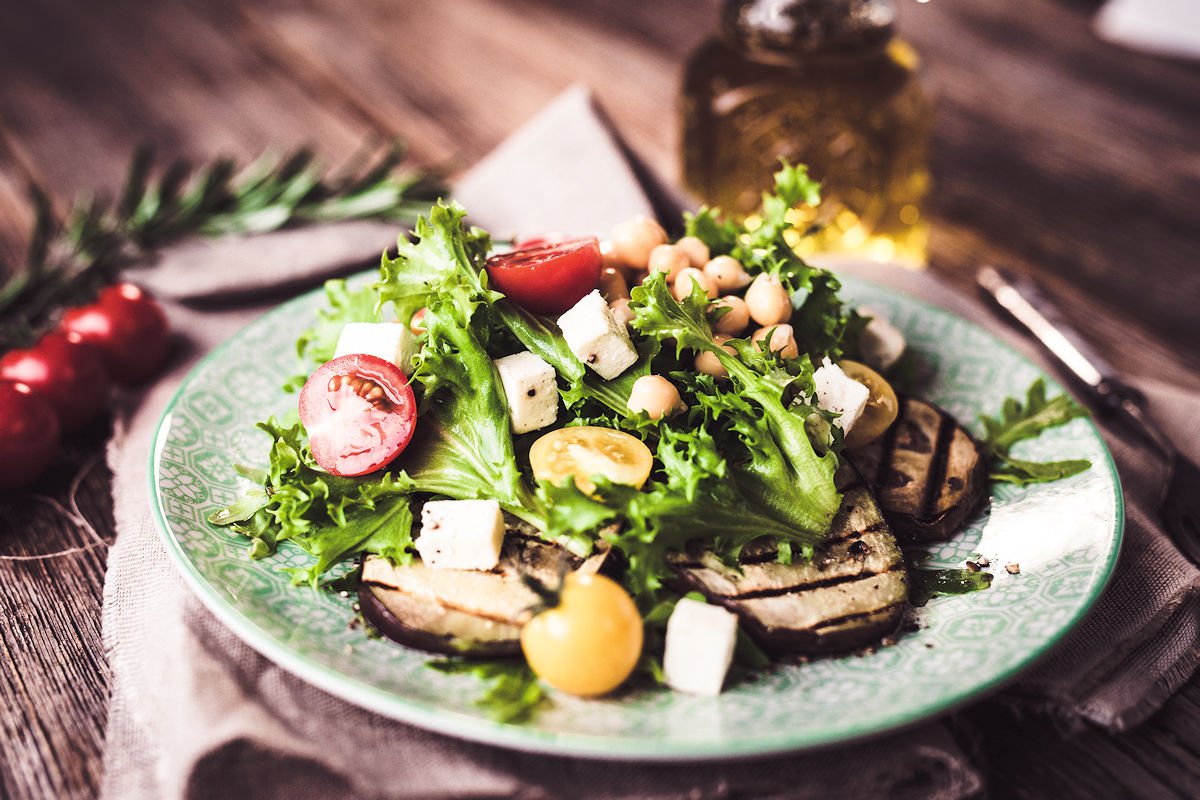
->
xmin=100 ymin=86 xmax=1194 ymax=799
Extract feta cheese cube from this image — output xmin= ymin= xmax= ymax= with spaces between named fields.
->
xmin=813 ymin=357 xmax=870 ymax=433
xmin=857 ymin=306 xmax=906 ymax=372
xmin=494 ymin=351 xmax=558 ymax=434
xmin=415 ymin=499 xmax=505 ymax=571
xmin=334 ymin=322 xmax=416 ymax=375
xmin=663 ymin=598 xmax=739 ymax=696
xmin=556 ymin=290 xmax=638 ymax=380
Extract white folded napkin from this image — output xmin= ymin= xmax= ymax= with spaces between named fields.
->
xmin=1096 ymin=0 xmax=1200 ymax=61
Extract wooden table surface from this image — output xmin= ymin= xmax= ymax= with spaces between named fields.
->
xmin=2 ymin=1 xmax=1198 ymax=797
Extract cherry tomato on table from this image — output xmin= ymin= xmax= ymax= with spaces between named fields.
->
xmin=486 ymin=238 xmax=602 ymax=315
xmin=520 ymin=572 xmax=644 ymax=697
xmin=61 ymin=282 xmax=170 ymax=386
xmin=0 ymin=332 xmax=109 ymax=431
xmin=298 ymin=353 xmax=417 ymax=477
xmin=0 ymin=381 xmax=60 ymax=491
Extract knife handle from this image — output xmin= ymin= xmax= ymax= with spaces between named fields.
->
xmin=976 ymin=266 xmax=1174 ymax=459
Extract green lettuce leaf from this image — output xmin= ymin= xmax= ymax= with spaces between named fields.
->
xmin=208 ymin=418 xmax=416 ymax=587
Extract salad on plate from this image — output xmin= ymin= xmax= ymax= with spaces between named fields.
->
xmin=211 ymin=163 xmax=1090 ymax=717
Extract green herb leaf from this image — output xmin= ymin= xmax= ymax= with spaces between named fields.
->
xmin=980 ymin=378 xmax=1092 ymax=486
xmin=909 ymin=568 xmax=994 ymax=607
xmin=1 ymin=142 xmax=440 ymax=352
xmin=427 ymin=659 xmax=549 ymax=723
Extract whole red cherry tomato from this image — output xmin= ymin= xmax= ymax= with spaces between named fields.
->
xmin=60 ymin=282 xmax=170 ymax=385
xmin=0 ymin=380 xmax=60 ymax=490
xmin=486 ymin=238 xmax=602 ymax=315
xmin=0 ymin=332 xmax=109 ymax=431
xmin=298 ymin=353 xmax=417 ymax=477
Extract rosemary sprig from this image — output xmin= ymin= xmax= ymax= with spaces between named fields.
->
xmin=0 ymin=142 xmax=442 ymax=351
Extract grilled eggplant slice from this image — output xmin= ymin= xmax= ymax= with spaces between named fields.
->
xmin=668 ymin=468 xmax=908 ymax=656
xmin=849 ymin=397 xmax=988 ymax=543
xmin=360 ymin=520 xmax=610 ymax=657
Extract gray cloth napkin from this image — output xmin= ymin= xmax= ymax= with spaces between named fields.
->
xmin=100 ymin=87 xmax=1195 ymax=799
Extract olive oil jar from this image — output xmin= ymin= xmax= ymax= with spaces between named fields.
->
xmin=681 ymin=0 xmax=932 ymax=266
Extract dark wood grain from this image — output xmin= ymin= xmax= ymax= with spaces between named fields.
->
xmin=1 ymin=0 xmax=1198 ymax=798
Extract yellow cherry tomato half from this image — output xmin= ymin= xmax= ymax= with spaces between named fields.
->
xmin=529 ymin=426 xmax=653 ymax=495
xmin=839 ymin=359 xmax=900 ymax=449
xmin=520 ymin=572 xmax=644 ymax=697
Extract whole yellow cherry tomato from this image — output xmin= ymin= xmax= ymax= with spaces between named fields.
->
xmin=840 ymin=359 xmax=900 ymax=449
xmin=520 ymin=573 xmax=643 ymax=697
xmin=529 ymin=426 xmax=653 ymax=495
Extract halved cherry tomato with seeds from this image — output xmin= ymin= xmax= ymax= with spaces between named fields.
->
xmin=298 ymin=354 xmax=417 ymax=476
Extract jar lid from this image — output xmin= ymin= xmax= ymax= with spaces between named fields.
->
xmin=721 ymin=0 xmax=896 ymax=61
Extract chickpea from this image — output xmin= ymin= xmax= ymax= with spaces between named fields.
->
xmin=627 ymin=375 xmax=686 ymax=420
xmin=744 ymin=273 xmax=792 ymax=326
xmin=609 ymin=297 xmax=635 ymax=328
xmin=674 ymin=235 xmax=710 ymax=268
xmin=409 ymin=307 xmax=428 ymax=335
xmin=610 ymin=216 xmax=668 ymax=270
xmin=703 ymin=255 xmax=751 ymax=292
xmin=599 ymin=266 xmax=630 ymax=302
xmin=710 ymin=296 xmax=750 ymax=336
xmin=695 ymin=334 xmax=735 ymax=379
xmin=600 ymin=240 xmax=627 ymax=275
xmin=647 ymin=244 xmax=690 ymax=282
xmin=751 ymin=324 xmax=799 ymax=359
xmin=672 ymin=267 xmax=718 ymax=301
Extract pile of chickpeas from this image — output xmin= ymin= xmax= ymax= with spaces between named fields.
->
xmin=601 ymin=215 xmax=797 ymax=421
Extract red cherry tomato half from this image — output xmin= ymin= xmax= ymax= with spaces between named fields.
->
xmin=512 ymin=233 xmax=570 ymax=250
xmin=61 ymin=282 xmax=170 ymax=386
xmin=0 ymin=332 xmax=109 ymax=431
xmin=486 ymin=238 xmax=602 ymax=315
xmin=0 ymin=381 xmax=60 ymax=490
xmin=298 ymin=354 xmax=417 ymax=477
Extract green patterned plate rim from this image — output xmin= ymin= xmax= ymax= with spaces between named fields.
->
xmin=150 ymin=271 xmax=1124 ymax=761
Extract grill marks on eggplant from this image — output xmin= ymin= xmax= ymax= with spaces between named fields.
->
xmin=668 ymin=473 xmax=908 ymax=656
xmin=849 ymin=397 xmax=988 ymax=543
xmin=359 ymin=525 xmax=608 ymax=657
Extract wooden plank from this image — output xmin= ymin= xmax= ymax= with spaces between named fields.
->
xmin=0 ymin=420 xmax=115 ymax=800
xmin=226 ymin=0 xmax=698 ymax=176
xmin=900 ymin=0 xmax=1200 ymax=364
xmin=0 ymin=0 xmax=373 ymax=201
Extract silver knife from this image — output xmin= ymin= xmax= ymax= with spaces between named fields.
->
xmin=976 ymin=266 xmax=1173 ymax=459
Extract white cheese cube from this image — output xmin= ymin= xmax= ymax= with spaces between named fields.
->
xmin=556 ymin=290 xmax=638 ymax=380
xmin=334 ymin=322 xmax=416 ymax=375
xmin=663 ymin=598 xmax=739 ymax=696
xmin=857 ymin=306 xmax=906 ymax=372
xmin=415 ymin=499 xmax=505 ymax=571
xmin=494 ymin=351 xmax=558 ymax=434
xmin=813 ymin=357 xmax=870 ymax=433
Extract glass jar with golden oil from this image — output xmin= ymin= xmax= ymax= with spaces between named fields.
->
xmin=681 ymin=0 xmax=932 ymax=267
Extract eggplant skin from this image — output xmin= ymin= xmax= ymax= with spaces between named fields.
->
xmin=849 ymin=396 xmax=989 ymax=543
xmin=359 ymin=525 xmax=613 ymax=658
xmin=358 ymin=580 xmax=521 ymax=658
xmin=668 ymin=470 xmax=908 ymax=657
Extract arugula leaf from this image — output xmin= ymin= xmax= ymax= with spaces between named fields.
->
xmin=427 ymin=659 xmax=549 ymax=723
xmin=980 ymin=378 xmax=1092 ymax=486
xmin=989 ymin=456 xmax=1092 ymax=487
xmin=208 ymin=419 xmax=416 ymax=586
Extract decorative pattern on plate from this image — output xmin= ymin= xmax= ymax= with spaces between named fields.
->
xmin=150 ymin=273 xmax=1123 ymax=760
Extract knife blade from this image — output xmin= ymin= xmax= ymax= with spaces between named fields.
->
xmin=976 ymin=266 xmax=1173 ymax=458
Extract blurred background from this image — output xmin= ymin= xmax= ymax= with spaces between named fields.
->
xmin=1 ymin=0 xmax=1197 ymax=381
